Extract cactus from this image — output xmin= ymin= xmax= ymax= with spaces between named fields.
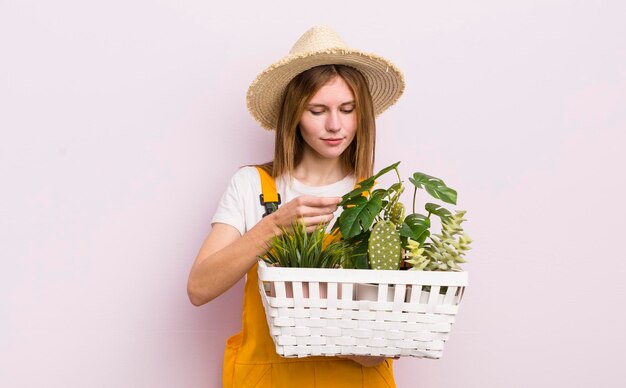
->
xmin=332 ymin=161 xmax=472 ymax=272
xmin=368 ymin=221 xmax=402 ymax=270
xmin=389 ymin=202 xmax=405 ymax=227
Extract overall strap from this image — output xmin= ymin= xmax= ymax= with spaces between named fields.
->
xmin=255 ymin=166 xmax=281 ymax=217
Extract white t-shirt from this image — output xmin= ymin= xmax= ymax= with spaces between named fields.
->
xmin=211 ymin=166 xmax=356 ymax=235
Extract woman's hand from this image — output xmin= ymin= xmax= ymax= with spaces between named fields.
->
xmin=266 ymin=195 xmax=342 ymax=234
xmin=187 ymin=195 xmax=342 ymax=306
xmin=337 ymin=355 xmax=389 ymax=367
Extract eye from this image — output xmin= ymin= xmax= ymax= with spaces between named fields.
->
xmin=310 ymin=110 xmax=324 ymax=116
xmin=340 ymin=108 xmax=355 ymax=114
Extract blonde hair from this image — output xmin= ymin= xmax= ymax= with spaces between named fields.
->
xmin=258 ymin=65 xmax=376 ymax=181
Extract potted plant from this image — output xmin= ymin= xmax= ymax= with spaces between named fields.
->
xmin=256 ymin=161 xmax=471 ymax=359
xmin=328 ymin=161 xmax=472 ymax=300
xmin=330 ymin=162 xmax=471 ymax=268
xmin=259 ymin=221 xmax=353 ymax=298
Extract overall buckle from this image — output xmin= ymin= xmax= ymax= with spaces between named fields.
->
xmin=260 ymin=193 xmax=281 ymax=217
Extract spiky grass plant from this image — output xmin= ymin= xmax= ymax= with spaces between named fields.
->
xmin=405 ymin=210 xmax=472 ymax=271
xmin=260 ymin=220 xmax=353 ymax=268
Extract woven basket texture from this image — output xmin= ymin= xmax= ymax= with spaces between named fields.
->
xmin=257 ymin=261 xmax=468 ymax=359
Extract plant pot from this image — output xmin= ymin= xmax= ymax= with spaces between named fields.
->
xmin=356 ymin=283 xmax=447 ymax=304
xmin=408 ymin=287 xmax=446 ymax=304
xmin=355 ymin=283 xmax=396 ymax=302
xmin=269 ymin=281 xmax=344 ymax=299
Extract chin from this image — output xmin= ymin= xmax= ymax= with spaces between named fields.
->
xmin=319 ymin=150 xmax=346 ymax=160
xmin=308 ymin=143 xmax=349 ymax=160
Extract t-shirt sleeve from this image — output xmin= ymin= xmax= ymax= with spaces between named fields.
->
xmin=210 ymin=168 xmax=251 ymax=236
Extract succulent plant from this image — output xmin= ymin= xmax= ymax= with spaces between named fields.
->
xmin=368 ymin=221 xmax=403 ymax=270
xmin=331 ymin=161 xmax=472 ymax=271
xmin=404 ymin=238 xmax=429 ymax=270
xmin=404 ymin=210 xmax=472 ymax=271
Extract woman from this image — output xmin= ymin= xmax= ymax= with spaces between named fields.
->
xmin=188 ymin=26 xmax=405 ymax=387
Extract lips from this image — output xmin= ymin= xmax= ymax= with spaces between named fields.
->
xmin=323 ymin=138 xmax=344 ymax=146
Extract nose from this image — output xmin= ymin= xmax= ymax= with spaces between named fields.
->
xmin=325 ymin=110 xmax=341 ymax=132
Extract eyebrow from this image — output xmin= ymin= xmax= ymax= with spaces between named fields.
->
xmin=307 ymin=101 xmax=355 ymax=108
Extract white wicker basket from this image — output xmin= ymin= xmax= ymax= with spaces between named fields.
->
xmin=257 ymin=261 xmax=468 ymax=359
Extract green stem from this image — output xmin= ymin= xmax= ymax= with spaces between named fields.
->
xmin=387 ymin=168 xmax=405 ymax=219
xmin=392 ymin=167 xmax=404 ymax=203
xmin=412 ymin=186 xmax=417 ymax=214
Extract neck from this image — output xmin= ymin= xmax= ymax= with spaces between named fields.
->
xmin=293 ymin=153 xmax=349 ymax=187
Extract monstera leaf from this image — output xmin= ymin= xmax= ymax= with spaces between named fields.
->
xmin=386 ymin=182 xmax=404 ymax=197
xmin=334 ymin=194 xmax=383 ymax=239
xmin=399 ymin=213 xmax=431 ymax=245
xmin=332 ymin=162 xmax=400 ymax=238
xmin=425 ymin=202 xmax=453 ymax=221
xmin=343 ymin=231 xmax=371 ymax=269
xmin=409 ymin=172 xmax=457 ymax=205
xmin=328 ymin=161 xmax=471 ymax=273
xmin=338 ymin=161 xmax=400 ymax=207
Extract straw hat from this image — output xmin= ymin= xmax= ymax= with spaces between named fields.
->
xmin=246 ymin=25 xmax=405 ymax=130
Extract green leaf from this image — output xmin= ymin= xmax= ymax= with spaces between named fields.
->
xmin=339 ymin=162 xmax=400 ymax=204
xmin=344 ymin=195 xmax=368 ymax=207
xmin=409 ymin=172 xmax=457 ymax=205
xmin=373 ymin=161 xmax=401 ymax=180
xmin=370 ymin=189 xmax=387 ymax=199
xmin=388 ymin=182 xmax=404 ymax=196
xmin=344 ymin=232 xmax=370 ymax=269
xmin=425 ymin=203 xmax=453 ymax=221
xmin=370 ymin=189 xmax=387 ymax=202
xmin=261 ymin=222 xmax=351 ymax=268
xmin=399 ymin=213 xmax=431 ymax=245
xmin=337 ymin=195 xmax=383 ymax=239
xmin=333 ymin=162 xmax=402 ymax=233
xmin=340 ymin=181 xmax=375 ymax=206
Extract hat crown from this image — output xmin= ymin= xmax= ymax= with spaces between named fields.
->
xmin=289 ymin=26 xmax=348 ymax=55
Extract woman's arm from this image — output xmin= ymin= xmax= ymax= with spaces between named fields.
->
xmin=187 ymin=195 xmax=342 ymax=306
xmin=187 ymin=195 xmax=392 ymax=367
xmin=187 ymin=219 xmax=276 ymax=306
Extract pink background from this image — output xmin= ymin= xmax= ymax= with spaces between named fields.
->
xmin=2 ymin=1 xmax=625 ymax=387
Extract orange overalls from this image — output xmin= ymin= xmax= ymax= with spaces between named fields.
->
xmin=221 ymin=167 xmax=396 ymax=387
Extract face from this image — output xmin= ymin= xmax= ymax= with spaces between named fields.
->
xmin=298 ymin=76 xmax=357 ymax=161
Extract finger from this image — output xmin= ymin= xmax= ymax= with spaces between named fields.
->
xmin=305 ymin=225 xmax=328 ymax=234
xmin=298 ymin=196 xmax=342 ymax=207
xmin=297 ymin=205 xmax=338 ymax=218
xmin=305 ymin=216 xmax=332 ymax=233
xmin=302 ymin=214 xmax=334 ymax=228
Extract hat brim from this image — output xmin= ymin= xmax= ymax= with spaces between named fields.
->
xmin=247 ymin=49 xmax=405 ymax=130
